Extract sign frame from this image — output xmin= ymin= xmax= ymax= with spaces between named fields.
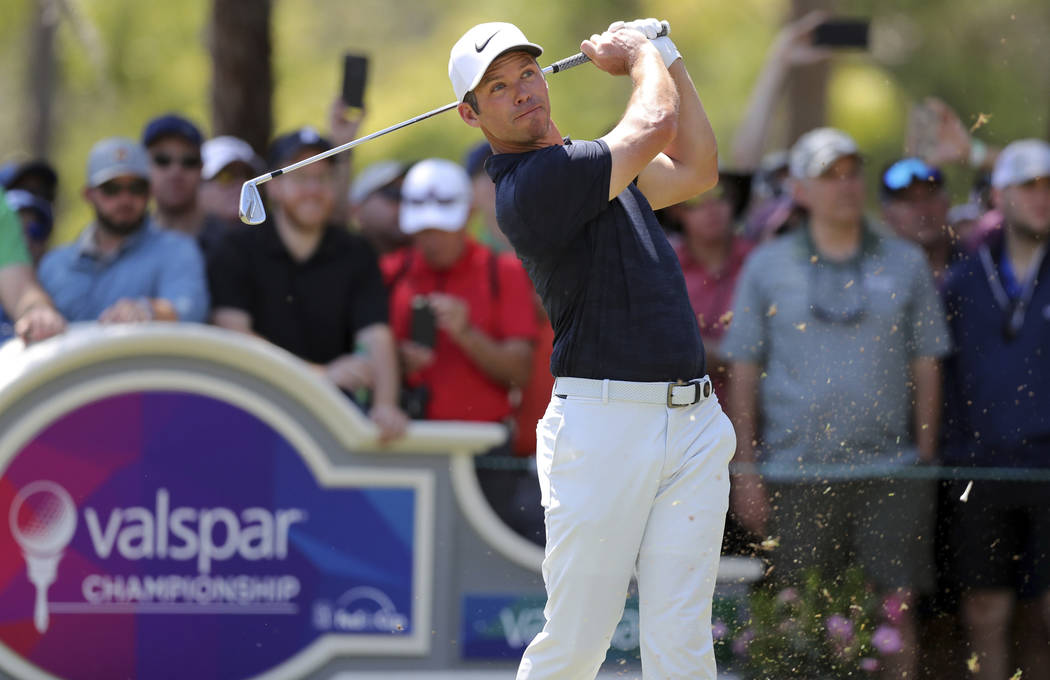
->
xmin=0 ymin=369 xmax=436 ymax=680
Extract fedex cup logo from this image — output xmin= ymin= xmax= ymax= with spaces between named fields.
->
xmin=0 ymin=389 xmax=429 ymax=680
xmin=8 ymin=481 xmax=77 ymax=633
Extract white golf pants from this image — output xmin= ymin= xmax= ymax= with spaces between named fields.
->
xmin=516 ymin=382 xmax=735 ymax=680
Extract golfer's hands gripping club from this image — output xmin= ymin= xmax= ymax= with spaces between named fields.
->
xmin=550 ymin=19 xmax=673 ymax=75
xmin=581 ymin=27 xmax=651 ymax=76
xmin=607 ymin=18 xmax=680 ymax=68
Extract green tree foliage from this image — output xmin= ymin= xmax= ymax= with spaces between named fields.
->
xmin=0 ymin=0 xmax=1047 ymax=243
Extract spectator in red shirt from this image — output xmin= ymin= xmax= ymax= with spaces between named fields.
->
xmin=384 ymin=158 xmax=537 ymax=421
xmin=383 ymin=157 xmax=539 ymax=534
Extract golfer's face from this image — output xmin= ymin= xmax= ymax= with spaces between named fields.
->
xmin=474 ymin=52 xmax=551 ymax=144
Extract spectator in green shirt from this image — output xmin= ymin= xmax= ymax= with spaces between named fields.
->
xmin=0 ymin=188 xmax=65 ymax=343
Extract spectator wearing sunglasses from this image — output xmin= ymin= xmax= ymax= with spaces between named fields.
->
xmin=198 ymin=135 xmax=263 ymax=258
xmin=722 ymin=127 xmax=951 ymax=680
xmin=382 ymin=158 xmax=537 ymax=536
xmin=880 ymin=157 xmax=963 ymax=288
xmin=37 ymin=137 xmax=208 ymax=324
xmin=142 ymin=114 xmax=207 ymax=241
xmin=941 ymin=139 xmax=1050 ymax=679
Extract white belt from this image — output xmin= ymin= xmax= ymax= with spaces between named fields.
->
xmin=553 ymin=376 xmax=713 ymax=408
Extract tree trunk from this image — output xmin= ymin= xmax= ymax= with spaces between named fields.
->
xmin=786 ymin=0 xmax=831 ymax=147
xmin=27 ymin=0 xmax=59 ymax=158
xmin=209 ymin=0 xmax=273 ymax=155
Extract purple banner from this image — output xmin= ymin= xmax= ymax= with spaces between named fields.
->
xmin=0 ymin=391 xmax=425 ymax=680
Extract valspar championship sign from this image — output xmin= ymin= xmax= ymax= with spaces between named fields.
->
xmin=0 ymin=389 xmax=433 ymax=680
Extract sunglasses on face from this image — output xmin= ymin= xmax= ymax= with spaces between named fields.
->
xmin=403 ymin=192 xmax=462 ymax=207
xmin=808 ymin=257 xmax=868 ymax=325
xmin=98 ymin=179 xmax=149 ymax=197
xmin=882 ymin=158 xmax=943 ymax=192
xmin=152 ymin=153 xmax=202 ymax=169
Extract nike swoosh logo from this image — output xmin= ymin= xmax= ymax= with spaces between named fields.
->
xmin=475 ymin=30 xmax=499 ymax=52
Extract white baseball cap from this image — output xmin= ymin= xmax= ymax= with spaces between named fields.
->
xmin=991 ymin=139 xmax=1050 ymax=189
xmin=449 ymin=22 xmax=543 ymax=102
xmin=789 ymin=127 xmax=861 ymax=179
xmin=399 ymin=158 xmax=473 ymax=235
xmin=201 ymin=135 xmax=262 ymax=180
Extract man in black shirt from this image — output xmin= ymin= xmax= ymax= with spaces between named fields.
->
xmin=208 ymin=127 xmax=407 ymax=441
xmin=449 ymin=19 xmax=735 ymax=679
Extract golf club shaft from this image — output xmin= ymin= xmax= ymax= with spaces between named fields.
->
xmin=245 ymin=23 xmax=669 ymax=188
xmin=248 ymin=100 xmax=459 ymax=188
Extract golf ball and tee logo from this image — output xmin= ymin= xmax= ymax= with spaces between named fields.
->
xmin=0 ymin=390 xmax=431 ymax=680
xmin=8 ymin=482 xmax=77 ymax=634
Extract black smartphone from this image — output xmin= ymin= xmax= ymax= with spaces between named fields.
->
xmin=341 ymin=53 xmax=368 ymax=108
xmin=812 ymin=20 xmax=869 ymax=49
xmin=410 ymin=297 xmax=437 ymax=349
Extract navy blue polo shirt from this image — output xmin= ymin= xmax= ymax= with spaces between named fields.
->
xmin=942 ymin=233 xmax=1050 ymax=468
xmin=486 ymin=138 xmax=704 ymax=381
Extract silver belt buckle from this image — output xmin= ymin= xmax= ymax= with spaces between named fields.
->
xmin=667 ymin=379 xmax=701 ymax=407
xmin=667 ymin=379 xmax=710 ymax=408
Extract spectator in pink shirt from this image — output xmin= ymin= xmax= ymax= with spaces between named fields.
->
xmin=661 ymin=180 xmax=753 ymax=397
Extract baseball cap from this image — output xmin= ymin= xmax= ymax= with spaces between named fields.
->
xmin=789 ymin=127 xmax=861 ymax=179
xmin=0 ymin=159 xmax=59 ymax=197
xmin=201 ymin=135 xmax=263 ymax=180
xmin=449 ymin=22 xmax=543 ymax=102
xmin=86 ymin=137 xmax=151 ymax=188
xmin=268 ymin=127 xmax=333 ymax=167
xmin=399 ymin=158 xmax=472 ymax=235
xmin=991 ymin=139 xmax=1050 ymax=189
xmin=142 ymin=113 xmax=204 ymax=148
xmin=350 ymin=160 xmax=407 ymax=205
xmin=4 ymin=189 xmax=53 ymax=241
xmin=879 ymin=157 xmax=944 ymax=200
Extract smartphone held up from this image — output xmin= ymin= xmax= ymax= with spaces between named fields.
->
xmin=812 ymin=19 xmax=869 ymax=49
xmin=342 ymin=53 xmax=369 ymax=109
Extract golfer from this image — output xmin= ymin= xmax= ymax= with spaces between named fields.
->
xmin=450 ymin=19 xmax=736 ymax=680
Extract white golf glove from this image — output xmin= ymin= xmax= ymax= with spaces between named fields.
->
xmin=609 ymin=18 xmax=681 ymax=68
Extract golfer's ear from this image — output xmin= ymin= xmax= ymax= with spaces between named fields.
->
xmin=458 ymin=102 xmax=481 ymax=128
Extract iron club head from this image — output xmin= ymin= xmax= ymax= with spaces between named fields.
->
xmin=238 ymin=181 xmax=266 ymax=225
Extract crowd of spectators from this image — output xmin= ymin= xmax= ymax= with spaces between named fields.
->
xmin=1 ymin=12 xmax=1048 ymax=679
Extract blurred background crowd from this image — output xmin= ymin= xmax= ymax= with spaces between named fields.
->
xmin=2 ymin=1 xmax=1049 ymax=678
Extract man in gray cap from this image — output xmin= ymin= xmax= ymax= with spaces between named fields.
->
xmin=38 ymin=137 xmax=208 ymax=324
xmin=723 ymin=127 xmax=950 ymax=678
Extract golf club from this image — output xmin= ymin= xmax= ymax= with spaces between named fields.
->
xmin=239 ymin=22 xmax=670 ymax=224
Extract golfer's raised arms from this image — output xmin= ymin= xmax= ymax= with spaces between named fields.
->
xmin=586 ymin=29 xmax=678 ymax=203
xmin=591 ymin=25 xmax=719 ymax=209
